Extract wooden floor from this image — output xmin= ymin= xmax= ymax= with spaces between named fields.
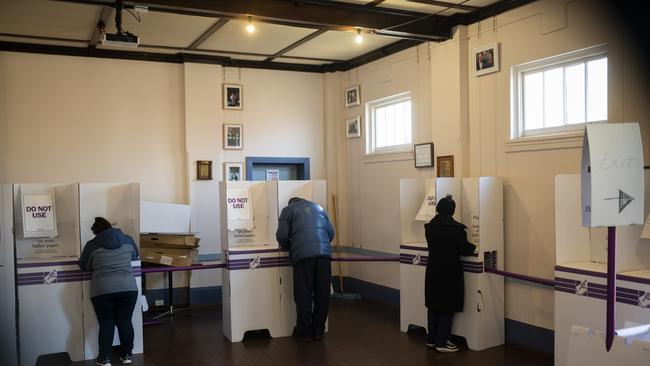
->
xmin=75 ymin=300 xmax=552 ymax=366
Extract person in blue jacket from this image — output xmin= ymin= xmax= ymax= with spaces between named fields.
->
xmin=276 ymin=197 xmax=335 ymax=342
xmin=79 ymin=217 xmax=139 ymax=366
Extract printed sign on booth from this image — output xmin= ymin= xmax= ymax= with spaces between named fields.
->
xmin=22 ymin=193 xmax=58 ymax=237
xmin=415 ymin=186 xmax=437 ymax=222
xmin=226 ymin=186 xmax=254 ymax=231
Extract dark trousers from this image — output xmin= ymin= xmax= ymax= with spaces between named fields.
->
xmin=427 ymin=309 xmax=454 ymax=345
xmin=293 ymin=257 xmax=331 ymax=337
xmin=91 ymin=291 xmax=138 ymax=359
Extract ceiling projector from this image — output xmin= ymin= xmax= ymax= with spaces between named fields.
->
xmin=101 ymin=32 xmax=139 ymax=48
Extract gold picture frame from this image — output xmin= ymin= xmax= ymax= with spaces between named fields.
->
xmin=437 ymin=155 xmax=454 ymax=177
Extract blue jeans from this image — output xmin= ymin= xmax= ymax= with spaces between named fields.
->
xmin=91 ymin=291 xmax=138 ymax=359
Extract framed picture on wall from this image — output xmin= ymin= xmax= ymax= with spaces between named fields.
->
xmin=223 ymin=124 xmax=243 ymax=149
xmin=223 ymin=84 xmax=243 ymax=110
xmin=437 ymin=155 xmax=454 ymax=177
xmin=345 ymin=85 xmax=360 ymax=107
xmin=414 ymin=143 xmax=434 ymax=168
xmin=224 ymin=162 xmax=244 ymax=182
xmin=473 ymin=43 xmax=500 ymax=76
xmin=196 ymin=160 xmax=213 ymax=180
xmin=346 ymin=116 xmax=361 ymax=138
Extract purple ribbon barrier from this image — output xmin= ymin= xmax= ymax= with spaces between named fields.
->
xmin=331 ymin=256 xmax=400 ymax=262
xmin=484 ymin=267 xmax=555 ymax=287
xmin=141 ymin=263 xmax=225 ymax=274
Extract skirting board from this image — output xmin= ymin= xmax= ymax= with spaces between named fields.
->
xmin=144 ymin=276 xmax=553 ymax=355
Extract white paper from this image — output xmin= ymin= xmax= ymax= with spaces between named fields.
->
xmin=226 ymin=186 xmax=254 ymax=231
xmin=414 ymin=186 xmax=436 ymax=222
xmin=581 ymin=123 xmax=644 ymax=227
xmin=22 ymin=192 xmax=58 ymax=238
xmin=415 ymin=144 xmax=432 ymax=167
xmin=266 ymin=169 xmax=280 ymax=181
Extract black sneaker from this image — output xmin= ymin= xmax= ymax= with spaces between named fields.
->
xmin=96 ymin=357 xmax=112 ymax=366
xmin=120 ymin=354 xmax=132 ymax=364
xmin=435 ymin=340 xmax=460 ymax=353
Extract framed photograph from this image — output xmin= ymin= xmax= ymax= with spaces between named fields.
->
xmin=437 ymin=155 xmax=454 ymax=177
xmin=414 ymin=143 xmax=434 ymax=168
xmin=346 ymin=116 xmax=361 ymax=138
xmin=196 ymin=160 xmax=212 ymax=180
xmin=473 ymin=43 xmax=500 ymax=76
xmin=224 ymin=162 xmax=244 ymax=182
xmin=223 ymin=124 xmax=243 ymax=150
xmin=345 ymin=85 xmax=360 ymax=107
xmin=223 ymin=84 xmax=242 ymax=110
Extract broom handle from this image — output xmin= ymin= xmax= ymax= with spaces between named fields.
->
xmin=331 ymin=194 xmax=344 ymax=292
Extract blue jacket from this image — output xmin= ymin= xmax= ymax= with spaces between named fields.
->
xmin=79 ymin=228 xmax=139 ymax=298
xmin=276 ymin=198 xmax=334 ymax=264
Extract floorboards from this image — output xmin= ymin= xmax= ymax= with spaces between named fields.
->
xmin=73 ymin=300 xmax=552 ymax=366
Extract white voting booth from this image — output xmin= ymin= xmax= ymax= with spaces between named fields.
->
xmin=399 ymin=177 xmax=504 ymax=351
xmin=13 ymin=183 xmax=84 ymax=366
xmin=79 ymin=183 xmax=143 ymax=360
xmin=219 ymin=180 xmax=327 ymax=342
xmin=555 ymin=123 xmax=648 ymax=366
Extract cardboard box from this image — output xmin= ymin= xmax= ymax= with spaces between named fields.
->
xmin=141 ymin=247 xmax=198 ymax=267
xmin=140 ymin=233 xmax=200 ymax=249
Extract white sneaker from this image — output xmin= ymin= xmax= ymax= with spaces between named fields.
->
xmin=435 ymin=340 xmax=459 ymax=353
xmin=120 ymin=354 xmax=133 ymax=364
xmin=96 ymin=358 xmax=112 ymax=366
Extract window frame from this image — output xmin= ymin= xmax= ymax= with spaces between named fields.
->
xmin=510 ymin=44 xmax=607 ymax=139
xmin=365 ymin=92 xmax=413 ymax=155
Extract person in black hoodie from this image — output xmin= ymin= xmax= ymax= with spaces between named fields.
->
xmin=424 ymin=195 xmax=476 ymax=352
xmin=79 ymin=217 xmax=139 ymax=366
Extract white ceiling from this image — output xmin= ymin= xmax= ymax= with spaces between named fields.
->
xmin=0 ymin=0 xmax=507 ymax=68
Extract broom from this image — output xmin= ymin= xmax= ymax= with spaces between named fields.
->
xmin=329 ymin=194 xmax=361 ymax=301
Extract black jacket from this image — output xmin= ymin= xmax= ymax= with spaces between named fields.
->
xmin=424 ymin=215 xmax=476 ymax=312
xmin=276 ymin=198 xmax=334 ymax=264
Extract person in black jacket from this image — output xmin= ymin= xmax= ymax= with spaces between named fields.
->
xmin=276 ymin=197 xmax=335 ymax=342
xmin=424 ymin=195 xmax=476 ymax=352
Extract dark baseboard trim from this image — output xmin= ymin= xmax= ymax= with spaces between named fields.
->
xmin=505 ymin=318 xmax=554 ymax=355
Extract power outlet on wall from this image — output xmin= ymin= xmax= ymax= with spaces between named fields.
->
xmin=154 ymin=299 xmax=164 ymax=307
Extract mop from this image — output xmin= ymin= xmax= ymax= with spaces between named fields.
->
xmin=329 ymin=194 xmax=361 ymax=300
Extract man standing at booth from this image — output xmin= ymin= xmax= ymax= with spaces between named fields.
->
xmin=276 ymin=197 xmax=335 ymax=342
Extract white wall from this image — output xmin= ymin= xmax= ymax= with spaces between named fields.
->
xmin=329 ymin=0 xmax=650 ymax=332
xmin=0 ymin=52 xmax=186 ymax=203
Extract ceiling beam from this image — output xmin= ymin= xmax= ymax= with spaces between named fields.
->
xmin=187 ymin=18 xmax=229 ymax=50
xmin=324 ymin=39 xmax=423 ymax=72
xmin=55 ymin=0 xmax=453 ymax=41
xmin=264 ymin=29 xmax=326 ymax=62
xmin=452 ymin=0 xmax=537 ymax=25
xmin=366 ymin=0 xmax=387 ymax=6
xmin=89 ymin=6 xmax=113 ymax=48
xmin=406 ymin=0 xmax=479 ymax=12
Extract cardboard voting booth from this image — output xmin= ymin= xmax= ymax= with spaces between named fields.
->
xmin=554 ymin=171 xmax=650 ymax=366
xmin=79 ymin=183 xmax=143 ymax=360
xmin=399 ymin=178 xmax=434 ymax=333
xmin=566 ymin=325 xmax=650 ymax=366
xmin=399 ymin=177 xmax=504 ymax=351
xmin=220 ymin=181 xmax=282 ymax=342
xmin=12 ymin=183 xmax=85 ymax=366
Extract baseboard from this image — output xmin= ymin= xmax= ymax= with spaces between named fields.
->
xmin=332 ymin=276 xmax=400 ymax=307
xmin=505 ymin=318 xmax=554 ymax=355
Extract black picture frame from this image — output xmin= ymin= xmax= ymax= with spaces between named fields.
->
xmin=414 ymin=142 xmax=434 ymax=168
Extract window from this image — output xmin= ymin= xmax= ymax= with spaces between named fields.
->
xmin=511 ymin=45 xmax=607 ymax=139
xmin=366 ymin=92 xmax=412 ymax=154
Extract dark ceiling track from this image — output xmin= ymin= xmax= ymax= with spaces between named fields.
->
xmin=324 ymin=39 xmax=423 ymax=72
xmin=89 ymin=6 xmax=113 ymax=48
xmin=406 ymin=0 xmax=480 ymax=12
xmin=452 ymin=0 xmax=538 ymax=25
xmin=187 ymin=18 xmax=229 ymax=50
xmin=264 ymin=29 xmax=327 ymax=62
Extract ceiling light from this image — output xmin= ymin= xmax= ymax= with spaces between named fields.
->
xmin=355 ymin=28 xmax=363 ymax=44
xmin=246 ymin=16 xmax=255 ymax=33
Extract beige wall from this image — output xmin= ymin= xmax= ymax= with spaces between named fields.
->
xmin=0 ymin=52 xmax=187 ymax=202
xmin=331 ymin=0 xmax=650 ymax=332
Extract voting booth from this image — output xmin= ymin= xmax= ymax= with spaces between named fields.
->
xmin=399 ymin=178 xmax=435 ymax=332
xmin=274 ymin=180 xmax=327 ymax=337
xmin=12 ymin=183 xmax=85 ymax=366
xmin=555 ymin=171 xmax=650 ymax=366
xmin=399 ymin=177 xmax=504 ymax=351
xmin=220 ymin=180 xmax=283 ymax=342
xmin=79 ymin=183 xmax=143 ymax=360
xmin=555 ymin=123 xmax=648 ymax=366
